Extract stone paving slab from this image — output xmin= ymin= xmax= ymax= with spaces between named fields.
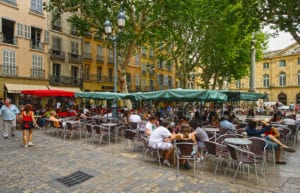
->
xmin=0 ymin=126 xmax=299 ymax=193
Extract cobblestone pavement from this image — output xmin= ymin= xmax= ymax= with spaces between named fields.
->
xmin=0 ymin=118 xmax=300 ymax=193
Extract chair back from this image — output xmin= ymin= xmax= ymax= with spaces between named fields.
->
xmin=204 ymin=141 xmax=216 ymax=155
xmin=129 ymin=122 xmax=138 ymax=130
xmin=93 ymin=125 xmax=102 ymax=135
xmin=227 ymin=144 xmax=238 ymax=161
xmin=248 ymin=137 xmax=266 ymax=156
xmin=219 ymin=127 xmax=230 ymax=135
xmin=86 ymin=124 xmax=93 ymax=134
xmin=124 ymin=129 xmax=137 ymax=140
xmin=176 ymin=142 xmax=194 ymax=157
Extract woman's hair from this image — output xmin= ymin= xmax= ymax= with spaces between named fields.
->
xmin=248 ymin=120 xmax=257 ymax=129
xmin=181 ymin=124 xmax=191 ymax=137
xmin=24 ymin=104 xmax=33 ymax=113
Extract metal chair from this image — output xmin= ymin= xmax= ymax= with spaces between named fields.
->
xmin=174 ymin=142 xmax=197 ymax=177
xmin=226 ymin=144 xmax=262 ymax=185
xmin=92 ymin=125 xmax=110 ymax=145
xmin=141 ymin=136 xmax=161 ymax=167
xmin=204 ymin=141 xmax=228 ymax=174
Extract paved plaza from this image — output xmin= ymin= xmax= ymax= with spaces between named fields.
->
xmin=0 ymin=116 xmax=300 ymax=193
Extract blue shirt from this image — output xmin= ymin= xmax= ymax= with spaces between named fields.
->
xmin=246 ymin=125 xmax=271 ymax=137
xmin=0 ymin=104 xmax=20 ymax=121
xmin=220 ymin=120 xmax=236 ymax=132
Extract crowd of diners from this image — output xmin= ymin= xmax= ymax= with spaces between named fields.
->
xmin=27 ymin=101 xmax=297 ymax=168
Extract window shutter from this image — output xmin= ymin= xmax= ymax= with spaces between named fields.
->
xmin=17 ymin=23 xmax=23 ymax=37
xmin=44 ymin=30 xmax=49 ymax=43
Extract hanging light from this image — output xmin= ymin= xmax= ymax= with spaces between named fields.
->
xmin=117 ymin=10 xmax=126 ymax=28
xmin=104 ymin=18 xmax=112 ymax=34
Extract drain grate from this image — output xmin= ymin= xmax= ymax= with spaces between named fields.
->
xmin=55 ymin=171 xmax=94 ymax=187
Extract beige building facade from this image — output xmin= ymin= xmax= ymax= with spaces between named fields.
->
xmin=0 ymin=0 xmax=49 ymax=105
xmin=229 ymin=42 xmax=300 ymax=105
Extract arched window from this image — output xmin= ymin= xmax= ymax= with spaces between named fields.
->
xmin=278 ymin=93 xmax=287 ymax=105
xmin=279 ymin=72 xmax=286 ymax=86
xmin=263 ymin=74 xmax=269 ymax=88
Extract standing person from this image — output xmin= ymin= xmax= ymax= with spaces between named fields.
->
xmin=0 ymin=98 xmax=20 ymax=138
xmin=20 ymin=104 xmax=37 ymax=148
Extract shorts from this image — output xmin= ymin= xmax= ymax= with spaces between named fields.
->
xmin=264 ymin=136 xmax=279 ymax=149
xmin=149 ymin=142 xmax=173 ymax=150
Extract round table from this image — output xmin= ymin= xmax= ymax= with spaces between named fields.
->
xmin=224 ymin=138 xmax=252 ymax=146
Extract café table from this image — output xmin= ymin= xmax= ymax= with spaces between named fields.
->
xmin=224 ymin=138 xmax=252 ymax=146
xmin=101 ymin=123 xmax=118 ymax=144
xmin=203 ymin=127 xmax=219 ymax=142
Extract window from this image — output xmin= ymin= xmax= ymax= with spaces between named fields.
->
xmin=279 ymin=72 xmax=286 ymax=86
xmin=52 ymin=14 xmax=61 ymax=31
xmin=84 ymin=42 xmax=91 ymax=59
xmin=32 ymin=55 xmax=43 ymax=77
xmin=52 ymin=37 xmax=61 ymax=51
xmin=96 ymin=45 xmax=103 ymax=61
xmin=135 ymin=74 xmax=140 ymax=86
xmin=31 ymin=27 xmax=42 ymax=50
xmin=158 ymin=58 xmax=163 ymax=69
xmin=108 ymin=68 xmax=113 ymax=82
xmin=44 ymin=30 xmax=49 ymax=43
xmin=30 ymin=0 xmax=43 ymax=15
xmin=2 ymin=49 xmax=16 ymax=75
xmin=298 ymin=72 xmax=300 ymax=86
xmin=71 ymin=41 xmax=79 ymax=54
xmin=263 ymin=74 xmax=269 ymax=88
xmin=235 ymin=80 xmax=241 ymax=89
xmin=163 ymin=75 xmax=168 ymax=86
xmin=97 ymin=67 xmax=102 ymax=81
xmin=85 ymin=65 xmax=90 ymax=80
xmin=279 ymin=60 xmax=286 ymax=67
xmin=2 ymin=0 xmax=17 ymax=6
xmin=24 ymin=25 xmax=31 ymax=39
xmin=135 ymin=54 xmax=140 ymax=66
xmin=149 ymin=48 xmax=154 ymax=58
xmin=141 ymin=47 xmax=147 ymax=57
xmin=298 ymin=58 xmax=300 ymax=65
xmin=16 ymin=23 xmax=23 ymax=37
xmin=263 ymin=62 xmax=269 ymax=69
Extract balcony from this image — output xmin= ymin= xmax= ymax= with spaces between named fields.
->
xmin=50 ymin=75 xmax=82 ymax=86
xmin=31 ymin=69 xmax=45 ymax=79
xmin=30 ymin=41 xmax=44 ymax=51
xmin=0 ymin=65 xmax=18 ymax=76
xmin=0 ymin=35 xmax=17 ymax=45
xmin=83 ymin=52 xmax=92 ymax=60
xmin=68 ymin=53 xmax=82 ymax=63
xmin=52 ymin=24 xmax=62 ymax=32
xmin=96 ymin=55 xmax=104 ymax=63
xmin=0 ymin=0 xmax=17 ymax=6
xmin=108 ymin=57 xmax=114 ymax=64
xmin=83 ymin=74 xmax=113 ymax=83
xmin=50 ymin=49 xmax=65 ymax=60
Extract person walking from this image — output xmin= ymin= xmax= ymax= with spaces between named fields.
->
xmin=20 ymin=104 xmax=37 ymax=148
xmin=0 ymin=98 xmax=20 ymax=138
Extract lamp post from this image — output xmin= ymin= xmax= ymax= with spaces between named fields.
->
xmin=104 ymin=10 xmax=126 ymax=118
xmin=146 ymin=63 xmax=155 ymax=91
xmin=249 ymin=37 xmax=256 ymax=92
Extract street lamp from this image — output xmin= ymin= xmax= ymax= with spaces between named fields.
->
xmin=104 ymin=10 xmax=126 ymax=118
xmin=146 ymin=63 xmax=155 ymax=91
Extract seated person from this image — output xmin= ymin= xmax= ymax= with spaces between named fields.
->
xmin=282 ymin=114 xmax=296 ymax=125
xmin=246 ymin=119 xmax=295 ymax=164
xmin=175 ymin=124 xmax=200 ymax=169
xmin=49 ymin=112 xmax=61 ymax=128
xmin=207 ymin=110 xmax=220 ymax=127
xmin=129 ymin=110 xmax=142 ymax=129
xmin=220 ymin=115 xmax=236 ymax=134
xmin=145 ymin=116 xmax=158 ymax=136
xmin=269 ymin=111 xmax=282 ymax=123
xmin=148 ymin=122 xmax=176 ymax=167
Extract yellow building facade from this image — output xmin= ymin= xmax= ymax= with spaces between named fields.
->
xmin=229 ymin=42 xmax=300 ymax=105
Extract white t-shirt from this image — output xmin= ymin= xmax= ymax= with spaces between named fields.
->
xmin=145 ymin=121 xmax=156 ymax=134
xmin=283 ymin=118 xmax=296 ymax=125
xmin=148 ymin=126 xmax=171 ymax=144
xmin=129 ymin=114 xmax=141 ymax=123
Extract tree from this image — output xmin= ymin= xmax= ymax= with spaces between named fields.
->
xmin=45 ymin=0 xmax=170 ymax=93
xmin=243 ymin=0 xmax=300 ymax=44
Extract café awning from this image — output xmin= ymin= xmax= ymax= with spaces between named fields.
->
xmin=48 ymin=86 xmax=81 ymax=92
xmin=5 ymin=83 xmax=48 ymax=93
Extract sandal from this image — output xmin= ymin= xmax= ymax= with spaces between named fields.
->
xmin=283 ymin=147 xmax=296 ymax=153
xmin=275 ymin=161 xmax=286 ymax=165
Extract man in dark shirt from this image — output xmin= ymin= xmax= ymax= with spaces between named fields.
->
xmin=246 ymin=119 xmax=295 ymax=164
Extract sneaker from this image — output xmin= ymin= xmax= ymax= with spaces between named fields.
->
xmin=163 ymin=160 xmax=171 ymax=167
xmin=28 ymin=142 xmax=34 ymax=146
xmin=184 ymin=162 xmax=192 ymax=169
xmin=24 ymin=144 xmax=28 ymax=149
xmin=3 ymin=133 xmax=8 ymax=139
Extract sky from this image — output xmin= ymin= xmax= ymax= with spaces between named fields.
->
xmin=265 ymin=28 xmax=296 ymax=51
